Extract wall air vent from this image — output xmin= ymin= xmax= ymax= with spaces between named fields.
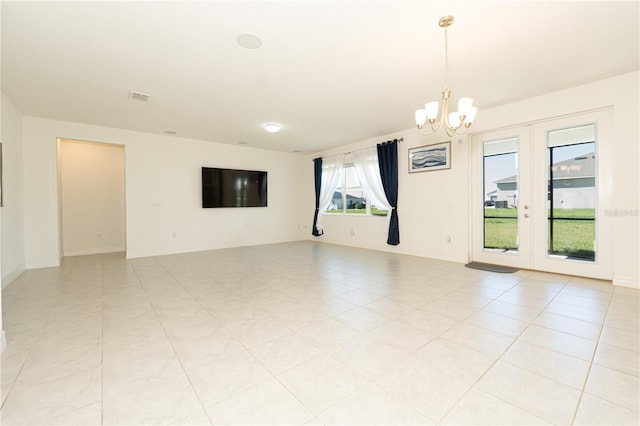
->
xmin=128 ymin=90 xmax=150 ymax=102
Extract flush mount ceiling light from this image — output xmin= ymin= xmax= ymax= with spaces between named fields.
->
xmin=263 ymin=123 xmax=282 ymax=133
xmin=236 ymin=33 xmax=263 ymax=49
xmin=415 ymin=15 xmax=477 ymax=137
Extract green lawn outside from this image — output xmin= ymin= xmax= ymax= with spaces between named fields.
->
xmin=549 ymin=208 xmax=595 ymax=219
xmin=371 ymin=208 xmax=389 ymax=216
xmin=484 ymin=208 xmax=595 ymax=259
xmin=548 ymin=219 xmax=595 ymax=259
xmin=484 ymin=208 xmax=518 ymax=218
xmin=484 ymin=218 xmax=518 ymax=250
xmin=484 ymin=208 xmax=595 ymax=219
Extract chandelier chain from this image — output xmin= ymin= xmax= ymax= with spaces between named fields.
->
xmin=444 ymin=23 xmax=449 ymax=90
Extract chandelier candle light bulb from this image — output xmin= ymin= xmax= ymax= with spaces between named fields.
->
xmin=415 ymin=15 xmax=477 ymax=137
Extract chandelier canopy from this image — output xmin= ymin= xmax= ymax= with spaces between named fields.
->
xmin=415 ymin=16 xmax=477 ymax=137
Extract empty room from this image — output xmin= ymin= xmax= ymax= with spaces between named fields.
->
xmin=1 ymin=1 xmax=638 ymax=425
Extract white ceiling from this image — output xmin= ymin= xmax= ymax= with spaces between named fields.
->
xmin=2 ymin=1 xmax=638 ymax=154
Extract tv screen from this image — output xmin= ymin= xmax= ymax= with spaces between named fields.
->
xmin=202 ymin=167 xmax=267 ymax=208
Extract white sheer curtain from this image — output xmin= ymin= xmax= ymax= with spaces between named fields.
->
xmin=352 ymin=147 xmax=392 ymax=213
xmin=316 ymin=153 xmax=344 ymax=230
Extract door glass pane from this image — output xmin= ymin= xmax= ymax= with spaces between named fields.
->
xmin=547 ymin=125 xmax=596 ymax=260
xmin=483 ymin=138 xmax=519 ymax=251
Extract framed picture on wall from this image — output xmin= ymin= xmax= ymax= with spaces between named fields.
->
xmin=408 ymin=141 xmax=451 ymax=173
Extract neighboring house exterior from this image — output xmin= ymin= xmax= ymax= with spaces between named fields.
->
xmin=493 ymin=175 xmax=518 ymax=207
xmin=328 ymin=191 xmax=364 ymax=211
xmin=549 ymin=152 xmax=596 ymax=209
xmin=490 ymin=153 xmax=595 ymax=209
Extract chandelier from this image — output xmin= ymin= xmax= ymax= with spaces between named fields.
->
xmin=415 ymin=16 xmax=477 ymax=137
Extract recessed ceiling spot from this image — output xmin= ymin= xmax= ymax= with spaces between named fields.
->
xmin=264 ymin=123 xmax=282 ymax=133
xmin=292 ymin=150 xmax=302 ymax=153
xmin=237 ymin=33 xmax=262 ymax=49
xmin=163 ymin=130 xmax=177 ymax=135
xmin=237 ymin=141 xmax=248 ymax=145
xmin=128 ymin=90 xmax=150 ymax=102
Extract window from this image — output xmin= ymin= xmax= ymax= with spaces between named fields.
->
xmin=483 ymin=137 xmax=519 ymax=251
xmin=547 ymin=124 xmax=596 ymax=261
xmin=326 ymin=162 xmax=387 ymax=216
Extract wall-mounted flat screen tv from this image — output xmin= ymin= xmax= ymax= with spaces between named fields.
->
xmin=202 ymin=167 xmax=267 ymax=208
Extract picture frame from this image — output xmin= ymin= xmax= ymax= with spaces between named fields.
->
xmin=408 ymin=141 xmax=451 ymax=173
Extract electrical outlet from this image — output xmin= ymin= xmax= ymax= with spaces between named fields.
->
xmin=446 ymin=235 xmax=451 ymax=242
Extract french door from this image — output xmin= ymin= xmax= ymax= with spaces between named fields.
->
xmin=471 ymin=109 xmax=612 ymax=279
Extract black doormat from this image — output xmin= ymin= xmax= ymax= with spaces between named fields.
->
xmin=465 ymin=262 xmax=519 ymax=273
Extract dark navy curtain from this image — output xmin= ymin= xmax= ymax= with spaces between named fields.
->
xmin=377 ymin=140 xmax=399 ymax=245
xmin=312 ymin=157 xmax=324 ymax=236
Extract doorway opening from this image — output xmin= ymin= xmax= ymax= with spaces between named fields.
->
xmin=57 ymin=138 xmax=126 ymax=257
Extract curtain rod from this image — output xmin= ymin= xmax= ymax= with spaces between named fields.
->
xmin=343 ymin=137 xmax=403 ymax=156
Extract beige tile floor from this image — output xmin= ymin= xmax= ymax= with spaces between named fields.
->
xmin=1 ymin=241 xmax=638 ymax=425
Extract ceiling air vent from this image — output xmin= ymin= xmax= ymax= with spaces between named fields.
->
xmin=128 ymin=90 xmax=150 ymax=102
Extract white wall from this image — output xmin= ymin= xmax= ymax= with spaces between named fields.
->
xmin=59 ymin=139 xmax=126 ymax=256
xmin=306 ymin=72 xmax=639 ymax=287
xmin=124 ymin=132 xmax=307 ymax=258
xmin=1 ymin=94 xmax=25 ymax=287
xmin=307 ymin=130 xmax=470 ymax=264
xmin=22 ymin=117 xmax=307 ymax=265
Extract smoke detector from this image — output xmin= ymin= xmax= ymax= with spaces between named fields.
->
xmin=128 ymin=90 xmax=150 ymax=102
xmin=237 ymin=33 xmax=262 ymax=49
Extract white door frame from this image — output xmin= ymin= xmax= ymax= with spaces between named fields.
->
xmin=530 ymin=109 xmax=613 ymax=279
xmin=470 ymin=108 xmax=613 ymax=279
xmin=471 ymin=126 xmax=532 ymax=269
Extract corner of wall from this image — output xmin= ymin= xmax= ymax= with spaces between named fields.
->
xmin=613 ymin=275 xmax=640 ymax=289
xmin=1 ymin=264 xmax=26 ymax=289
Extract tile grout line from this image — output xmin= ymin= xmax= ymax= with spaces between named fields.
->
xmin=100 ymin=254 xmax=104 ymax=426
xmin=3 ymin=244 xmax=634 ymax=425
xmin=174 ymin=253 xmax=412 ymax=424
xmin=569 ymin=285 xmax=616 ymax=425
xmin=140 ymin=255 xmax=219 ymax=426
xmin=172 ymin=253 xmax=330 ymax=423
xmin=421 ymin=276 xmax=531 ymax=424
xmin=0 ymin=260 xmax=69 ymax=415
xmin=433 ymin=275 xmax=572 ymax=425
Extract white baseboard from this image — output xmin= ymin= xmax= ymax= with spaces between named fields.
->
xmin=613 ymin=275 xmax=640 ymax=289
xmin=63 ymin=247 xmax=125 ymax=257
xmin=24 ymin=260 xmax=61 ymax=270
